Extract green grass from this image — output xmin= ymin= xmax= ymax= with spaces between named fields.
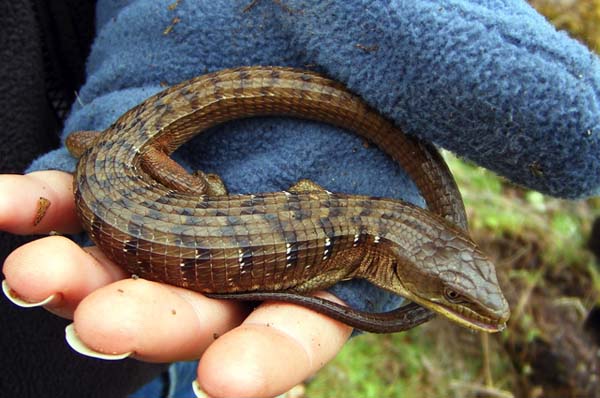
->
xmin=308 ymin=330 xmax=479 ymax=398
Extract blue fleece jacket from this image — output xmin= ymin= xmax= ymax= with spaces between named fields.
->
xmin=28 ymin=0 xmax=600 ymax=317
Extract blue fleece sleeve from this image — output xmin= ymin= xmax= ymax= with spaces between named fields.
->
xmin=28 ymin=0 xmax=600 ymax=314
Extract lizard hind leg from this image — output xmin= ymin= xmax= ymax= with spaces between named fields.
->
xmin=139 ymin=146 xmax=228 ymax=195
xmin=286 ymin=266 xmax=355 ymax=293
xmin=287 ymin=179 xmax=327 ymax=194
xmin=191 ymin=171 xmax=228 ymax=196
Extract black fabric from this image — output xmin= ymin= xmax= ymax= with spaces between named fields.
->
xmin=0 ymin=1 xmax=168 ymax=396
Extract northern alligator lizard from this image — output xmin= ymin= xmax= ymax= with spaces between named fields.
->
xmin=66 ymin=66 xmax=509 ymax=333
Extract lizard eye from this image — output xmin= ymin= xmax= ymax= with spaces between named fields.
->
xmin=444 ymin=287 xmax=463 ymax=303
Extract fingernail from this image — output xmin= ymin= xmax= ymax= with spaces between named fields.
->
xmin=65 ymin=323 xmax=132 ymax=360
xmin=192 ymin=380 xmax=208 ymax=398
xmin=2 ymin=280 xmax=57 ymax=308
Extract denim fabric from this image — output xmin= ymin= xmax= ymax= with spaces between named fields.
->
xmin=130 ymin=362 xmax=197 ymax=398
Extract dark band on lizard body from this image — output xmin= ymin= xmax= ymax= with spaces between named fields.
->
xmin=66 ymin=66 xmax=509 ymax=333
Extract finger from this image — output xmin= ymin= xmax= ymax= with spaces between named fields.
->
xmin=197 ymin=293 xmax=352 ymax=398
xmin=70 ymin=278 xmax=250 ymax=362
xmin=0 ymin=171 xmax=81 ymax=235
xmin=2 ymin=235 xmax=126 ymax=318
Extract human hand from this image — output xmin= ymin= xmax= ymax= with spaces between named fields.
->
xmin=1 ymin=171 xmax=352 ymax=398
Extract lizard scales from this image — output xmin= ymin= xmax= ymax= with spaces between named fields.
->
xmin=68 ymin=66 xmax=509 ymax=333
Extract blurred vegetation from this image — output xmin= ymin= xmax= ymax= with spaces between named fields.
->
xmin=530 ymin=0 xmax=600 ymax=52
xmin=306 ymin=157 xmax=600 ymax=398
xmin=304 ymin=2 xmax=600 ymax=397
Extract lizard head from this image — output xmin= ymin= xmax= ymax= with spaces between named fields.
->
xmin=387 ymin=228 xmax=510 ymax=333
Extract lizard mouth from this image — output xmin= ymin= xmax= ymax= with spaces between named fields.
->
xmin=432 ymin=303 xmax=508 ymax=333
xmin=405 ymin=294 xmax=508 ymax=333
